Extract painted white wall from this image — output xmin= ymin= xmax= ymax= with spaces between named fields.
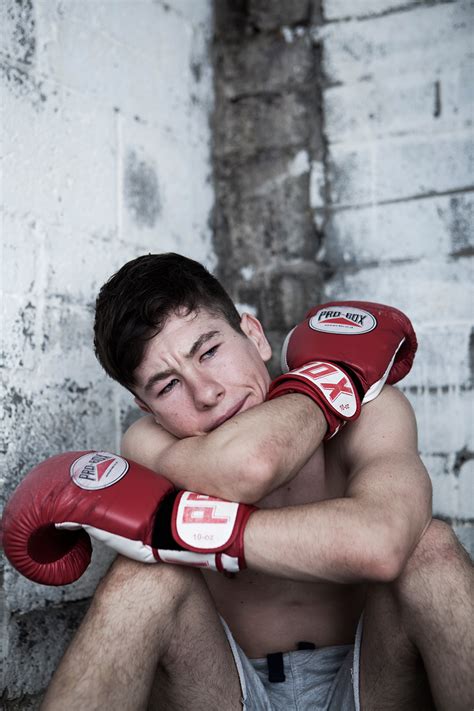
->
xmin=314 ymin=0 xmax=474 ymax=551
xmin=1 ymin=0 xmax=214 ymax=698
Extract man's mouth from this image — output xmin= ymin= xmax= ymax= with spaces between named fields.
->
xmin=205 ymin=396 xmax=249 ymax=432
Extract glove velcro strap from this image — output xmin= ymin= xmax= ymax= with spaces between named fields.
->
xmin=155 ymin=549 xmax=219 ymax=570
xmin=154 ymin=549 xmax=241 ymax=574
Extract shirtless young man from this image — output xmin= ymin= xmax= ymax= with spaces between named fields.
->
xmin=39 ymin=253 xmax=472 ymax=710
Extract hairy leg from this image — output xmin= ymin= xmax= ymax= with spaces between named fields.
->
xmin=360 ymin=519 xmax=473 ymax=711
xmin=148 ymin=580 xmax=242 ymax=710
xmin=360 ymin=581 xmax=435 ymax=710
xmin=41 ymin=558 xmax=242 ymax=711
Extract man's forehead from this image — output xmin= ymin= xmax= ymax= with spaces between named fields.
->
xmin=144 ymin=309 xmax=232 ymax=360
xmin=163 ymin=307 xmax=229 ymax=334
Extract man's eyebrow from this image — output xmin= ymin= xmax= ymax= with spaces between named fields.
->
xmin=187 ymin=329 xmax=221 ymax=358
xmin=144 ymin=330 xmax=222 ymax=392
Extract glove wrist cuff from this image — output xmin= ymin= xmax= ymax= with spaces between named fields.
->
xmin=268 ymin=361 xmax=361 ymax=439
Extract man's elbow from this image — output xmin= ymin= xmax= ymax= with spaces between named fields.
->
xmin=363 ymin=495 xmax=433 ymax=583
xmin=362 ymin=528 xmax=413 ymax=583
xmin=232 ymin=456 xmax=274 ymax=504
xmin=374 ymin=516 xmax=435 ymax=583
xmin=367 ymin=550 xmax=404 ymax=583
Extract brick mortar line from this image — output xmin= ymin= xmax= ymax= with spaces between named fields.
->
xmin=319 ymin=0 xmax=458 ymax=26
xmin=321 ymin=256 xmax=474 ymax=275
xmin=317 ymin=185 xmax=474 ymax=212
xmin=325 ymin=125 xmax=474 ymax=145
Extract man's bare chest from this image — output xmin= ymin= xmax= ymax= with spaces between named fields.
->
xmin=256 ymin=442 xmax=346 ymax=510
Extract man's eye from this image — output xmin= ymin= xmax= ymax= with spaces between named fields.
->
xmin=201 ymin=345 xmax=219 ymax=360
xmin=159 ymin=379 xmax=178 ymax=396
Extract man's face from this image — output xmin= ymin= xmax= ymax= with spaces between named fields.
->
xmin=133 ymin=309 xmax=272 ymax=438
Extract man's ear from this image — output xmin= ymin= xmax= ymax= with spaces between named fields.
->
xmin=134 ymin=396 xmax=153 ymax=414
xmin=240 ymin=313 xmax=272 ymax=362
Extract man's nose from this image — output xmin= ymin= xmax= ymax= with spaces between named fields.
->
xmin=191 ymin=375 xmax=225 ymax=409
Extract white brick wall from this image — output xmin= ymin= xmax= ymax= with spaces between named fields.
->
xmin=315 ymin=0 xmax=474 ymax=549
xmin=1 ymin=0 xmax=214 ymax=698
xmin=320 ymin=1 xmax=473 ymax=82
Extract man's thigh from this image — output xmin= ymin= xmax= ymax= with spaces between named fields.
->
xmin=148 ymin=571 xmax=243 ymax=711
xmin=44 ymin=557 xmax=243 ymax=711
xmin=359 ymin=584 xmax=434 ymax=711
xmin=359 ymin=520 xmax=472 ymax=711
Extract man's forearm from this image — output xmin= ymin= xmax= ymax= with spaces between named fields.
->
xmin=157 ymin=395 xmax=327 ymax=502
xmin=243 ymin=497 xmax=409 ymax=584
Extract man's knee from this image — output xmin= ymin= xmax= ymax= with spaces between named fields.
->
xmin=93 ymin=556 xmax=201 ymax=612
xmin=368 ymin=521 xmax=469 ymax=610
xmin=403 ymin=519 xmax=470 ymax=577
xmin=384 ymin=519 xmax=472 ymax=615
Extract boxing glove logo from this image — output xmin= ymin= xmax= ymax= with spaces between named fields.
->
xmin=70 ymin=451 xmax=129 ymax=490
xmin=309 ymin=306 xmax=377 ymax=335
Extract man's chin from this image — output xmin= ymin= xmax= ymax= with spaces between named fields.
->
xmin=169 ymin=395 xmax=264 ymax=438
xmin=243 ymin=389 xmax=268 ymax=410
xmin=173 ymin=428 xmax=207 ymax=439
xmin=152 ymin=418 xmax=202 ymax=440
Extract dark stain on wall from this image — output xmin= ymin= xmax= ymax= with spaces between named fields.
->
xmin=1 ymin=381 xmax=110 ymax=499
xmin=448 ymin=196 xmax=473 ymax=257
xmin=469 ymin=327 xmax=474 ymax=384
xmin=1 ymin=0 xmax=49 ymax=108
xmin=124 ymin=150 xmax=161 ymax=228
xmin=0 ymin=61 xmax=47 ymax=107
xmin=2 ymin=387 xmax=32 ymax=419
xmin=191 ymin=61 xmax=202 ymax=82
xmin=433 ymin=80 xmax=441 ymax=118
xmin=452 ymin=446 xmax=474 ymax=478
xmin=19 ymin=301 xmax=36 ymax=348
xmin=6 ymin=0 xmax=36 ymax=66
xmin=0 ymin=387 xmax=34 ymax=493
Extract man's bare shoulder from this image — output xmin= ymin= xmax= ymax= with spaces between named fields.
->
xmin=121 ymin=414 xmax=177 ymax=470
xmin=355 ymin=384 xmax=417 ymax=444
xmin=326 ymin=385 xmax=419 ymax=473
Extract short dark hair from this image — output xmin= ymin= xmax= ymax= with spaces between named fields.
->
xmin=94 ymin=253 xmax=242 ymax=388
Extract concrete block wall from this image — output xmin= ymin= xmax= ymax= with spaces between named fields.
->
xmin=212 ymin=0 xmax=325 ymax=373
xmin=211 ymin=0 xmax=473 ymax=549
xmin=314 ymin=0 xmax=474 ymax=551
xmin=1 ymin=0 xmax=214 ymax=704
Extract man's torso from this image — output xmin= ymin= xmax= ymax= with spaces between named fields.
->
xmin=203 ymin=441 xmax=366 ymax=658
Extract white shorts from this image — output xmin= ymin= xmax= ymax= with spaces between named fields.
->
xmin=221 ymin=615 xmax=363 ymax=710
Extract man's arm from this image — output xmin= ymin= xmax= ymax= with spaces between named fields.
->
xmin=243 ymin=386 xmax=433 ymax=583
xmin=122 ymin=394 xmax=327 ymax=503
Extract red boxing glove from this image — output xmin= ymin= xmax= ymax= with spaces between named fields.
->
xmin=1 ymin=451 xmax=256 ymax=586
xmin=268 ymin=301 xmax=417 ymax=438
